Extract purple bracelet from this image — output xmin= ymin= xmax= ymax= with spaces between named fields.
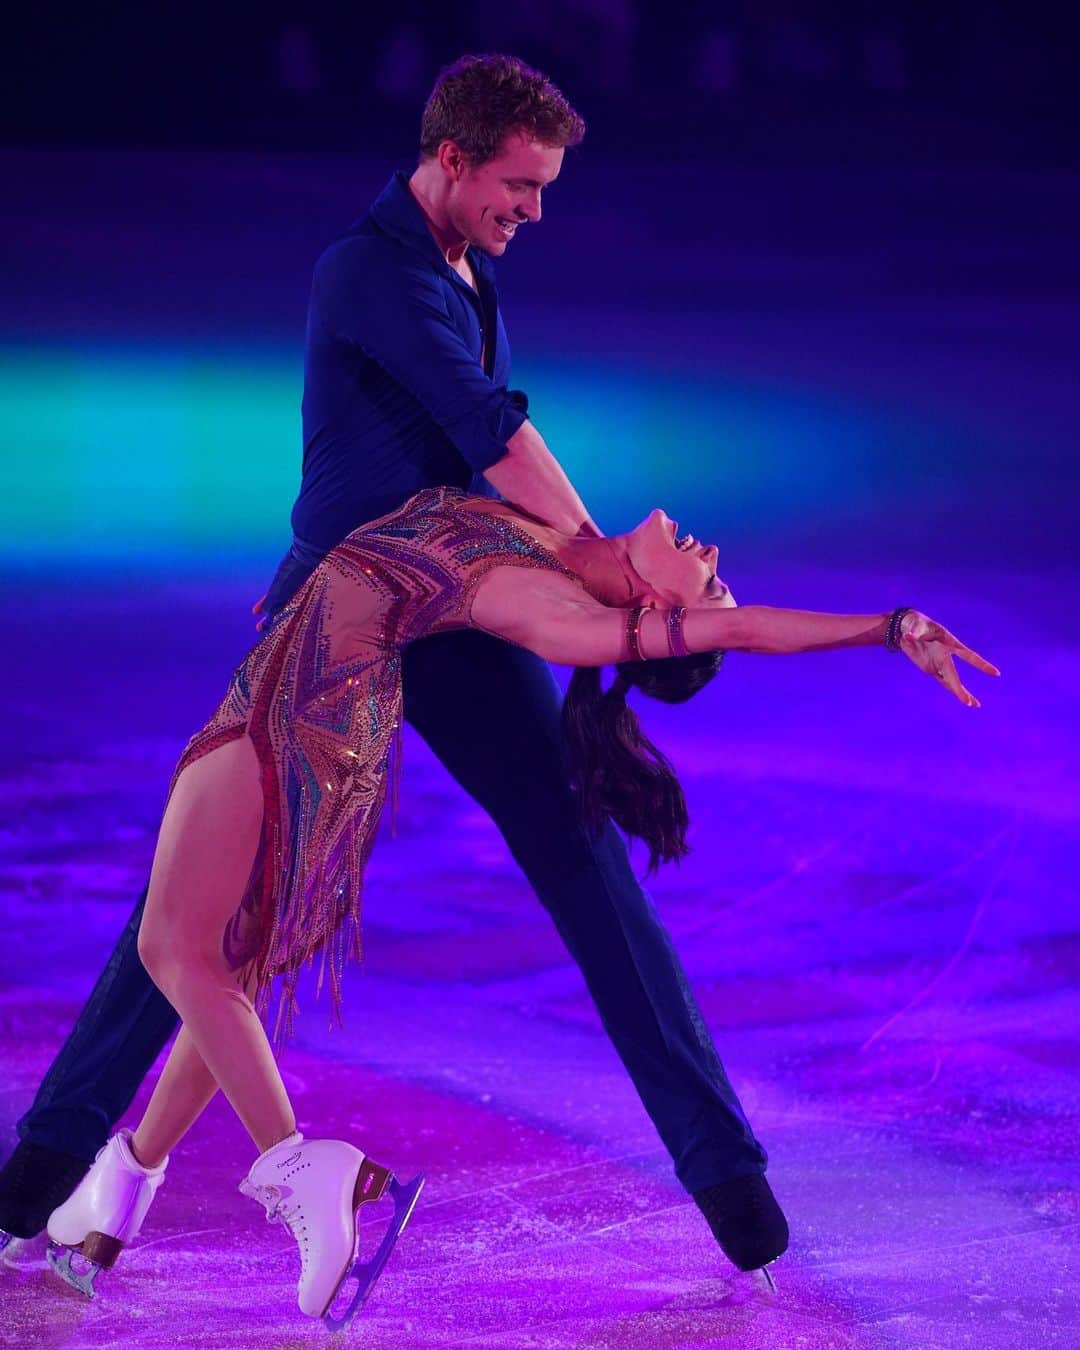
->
xmin=625 ymin=605 xmax=646 ymax=662
xmin=666 ymin=606 xmax=690 ymax=658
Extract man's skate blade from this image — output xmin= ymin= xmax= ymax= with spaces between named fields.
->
xmin=755 ymin=1263 xmax=778 ymax=1294
xmin=46 ymin=1242 xmax=102 ymax=1299
xmin=322 ymin=1173 xmax=424 ymax=1332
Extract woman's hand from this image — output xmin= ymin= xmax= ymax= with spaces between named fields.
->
xmin=899 ymin=610 xmax=1000 ymax=707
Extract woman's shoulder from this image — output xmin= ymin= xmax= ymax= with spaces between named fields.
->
xmin=382 ymin=485 xmax=480 ymax=519
xmin=335 ymin=487 xmax=468 ymax=543
xmin=376 ymin=489 xmax=576 ymax=582
xmin=334 ymin=490 xmax=585 ymax=587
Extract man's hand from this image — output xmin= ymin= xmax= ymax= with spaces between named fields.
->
xmin=899 ymin=611 xmax=1000 ymax=707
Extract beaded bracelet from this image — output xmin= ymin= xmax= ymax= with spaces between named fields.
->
xmin=666 ymin=606 xmax=690 ymax=658
xmin=625 ymin=605 xmax=646 ymax=662
xmin=884 ymin=606 xmax=914 ymax=651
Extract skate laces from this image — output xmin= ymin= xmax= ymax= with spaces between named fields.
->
xmin=242 ymin=1180 xmax=312 ymax=1275
xmin=247 ymin=1181 xmax=299 ymax=1229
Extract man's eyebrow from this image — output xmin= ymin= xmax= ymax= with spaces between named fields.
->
xmin=504 ymin=177 xmax=547 ymax=188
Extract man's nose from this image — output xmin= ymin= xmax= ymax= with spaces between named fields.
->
xmin=520 ymin=191 xmax=542 ymax=222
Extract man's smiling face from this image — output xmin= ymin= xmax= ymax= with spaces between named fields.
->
xmin=447 ymin=132 xmax=564 ymax=256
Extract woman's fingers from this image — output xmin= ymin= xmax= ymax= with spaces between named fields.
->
xmin=904 ymin=630 xmax=1001 ymax=681
xmin=954 ymin=643 xmax=1001 ymax=677
xmin=936 ymin=627 xmax=999 ymax=677
xmin=948 ymin=669 xmax=980 ymax=708
xmin=940 ymin=656 xmax=980 ymax=708
xmin=903 ymin=634 xmax=982 ymax=707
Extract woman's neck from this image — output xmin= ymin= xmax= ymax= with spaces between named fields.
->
xmin=556 ymin=533 xmax=645 ymax=606
xmin=480 ymin=499 xmax=646 ymax=606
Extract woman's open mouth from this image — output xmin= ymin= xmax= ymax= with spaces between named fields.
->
xmin=673 ymin=520 xmax=714 ymax=559
xmin=674 ymin=524 xmax=696 ymax=552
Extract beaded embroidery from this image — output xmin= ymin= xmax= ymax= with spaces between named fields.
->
xmin=666 ymin=606 xmax=690 ymax=658
xmin=625 ymin=605 xmax=646 ymax=662
xmin=168 ymin=487 xmax=573 ymax=1042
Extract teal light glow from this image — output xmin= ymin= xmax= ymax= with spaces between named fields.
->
xmin=518 ymin=360 xmax=884 ymax=526
xmin=3 ymin=348 xmax=301 ymax=564
xmin=3 ymin=344 xmax=918 ymax=567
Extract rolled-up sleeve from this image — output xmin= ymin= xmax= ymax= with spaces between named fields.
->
xmin=313 ymin=239 xmax=529 ymax=473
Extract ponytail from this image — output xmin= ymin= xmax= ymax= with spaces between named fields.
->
xmin=561 ymin=667 xmax=688 ymax=873
xmin=561 ymin=650 xmax=723 ymax=873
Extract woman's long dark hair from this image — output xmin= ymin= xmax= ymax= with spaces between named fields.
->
xmin=561 ymin=650 xmax=724 ymax=873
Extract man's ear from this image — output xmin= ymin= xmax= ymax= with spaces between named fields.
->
xmin=438 ymin=140 xmax=468 ymax=180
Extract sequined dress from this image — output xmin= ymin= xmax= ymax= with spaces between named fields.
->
xmin=169 ymin=487 xmax=574 ymax=1040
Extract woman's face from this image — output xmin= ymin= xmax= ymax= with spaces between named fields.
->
xmin=625 ymin=508 xmax=733 ymax=607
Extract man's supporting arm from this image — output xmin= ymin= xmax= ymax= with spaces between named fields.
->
xmin=485 ymin=419 xmax=602 ymax=538
xmin=315 ymin=240 xmax=602 ymax=539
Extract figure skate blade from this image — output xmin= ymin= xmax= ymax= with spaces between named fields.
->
xmin=46 ymin=1242 xmax=102 ymax=1299
xmin=322 ymin=1172 xmax=424 ymax=1331
xmin=755 ymin=1263 xmax=778 ymax=1293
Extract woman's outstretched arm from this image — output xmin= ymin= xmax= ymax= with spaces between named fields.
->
xmin=469 ymin=569 xmax=999 ymax=706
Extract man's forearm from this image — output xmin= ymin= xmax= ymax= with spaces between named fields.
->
xmin=485 ymin=421 xmax=602 ymax=537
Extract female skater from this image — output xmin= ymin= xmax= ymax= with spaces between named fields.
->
xmin=45 ymin=486 xmax=997 ymax=1326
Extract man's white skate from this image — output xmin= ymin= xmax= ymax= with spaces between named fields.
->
xmin=240 ymin=1133 xmax=423 ymax=1330
xmin=45 ymin=1128 xmax=167 ymax=1298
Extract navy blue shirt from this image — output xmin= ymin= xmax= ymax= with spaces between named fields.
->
xmin=291 ymin=171 xmax=529 ymax=554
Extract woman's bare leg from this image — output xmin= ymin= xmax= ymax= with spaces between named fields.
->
xmin=131 ymin=958 xmax=260 ymax=1168
xmin=134 ymin=735 xmax=295 ymax=1158
xmin=130 ymin=1026 xmax=219 ymax=1168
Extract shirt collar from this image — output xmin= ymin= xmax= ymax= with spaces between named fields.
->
xmin=369 ymin=171 xmax=496 ymax=286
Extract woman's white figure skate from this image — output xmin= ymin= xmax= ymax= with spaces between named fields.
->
xmin=45 ymin=1127 xmax=167 ymax=1298
xmin=240 ymin=1133 xmax=423 ymax=1330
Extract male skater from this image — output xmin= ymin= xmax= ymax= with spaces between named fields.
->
xmin=0 ymin=54 xmax=787 ymax=1279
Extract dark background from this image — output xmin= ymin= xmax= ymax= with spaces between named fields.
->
xmin=5 ymin=3 xmax=1077 ymax=163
